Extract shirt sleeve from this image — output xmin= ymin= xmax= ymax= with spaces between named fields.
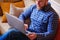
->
xmin=36 ymin=13 xmax=59 ymax=40
xmin=18 ymin=5 xmax=35 ymax=22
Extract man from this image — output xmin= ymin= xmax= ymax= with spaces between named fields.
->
xmin=0 ymin=0 xmax=59 ymax=40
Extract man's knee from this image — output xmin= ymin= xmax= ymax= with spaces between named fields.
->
xmin=0 ymin=29 xmax=19 ymax=40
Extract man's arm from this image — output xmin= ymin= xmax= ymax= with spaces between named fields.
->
xmin=36 ymin=13 xmax=59 ymax=40
xmin=18 ymin=5 xmax=35 ymax=22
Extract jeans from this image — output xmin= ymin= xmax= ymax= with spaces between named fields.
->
xmin=0 ymin=29 xmax=30 ymax=40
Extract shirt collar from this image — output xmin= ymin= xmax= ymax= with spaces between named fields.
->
xmin=42 ymin=3 xmax=51 ymax=12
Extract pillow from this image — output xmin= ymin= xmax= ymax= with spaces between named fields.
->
xmin=1 ymin=1 xmax=25 ymax=23
xmin=9 ymin=4 xmax=24 ymax=17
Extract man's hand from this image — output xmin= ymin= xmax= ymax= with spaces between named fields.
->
xmin=27 ymin=32 xmax=37 ymax=40
xmin=24 ymin=24 xmax=28 ymax=30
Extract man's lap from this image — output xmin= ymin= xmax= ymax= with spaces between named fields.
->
xmin=0 ymin=29 xmax=30 ymax=40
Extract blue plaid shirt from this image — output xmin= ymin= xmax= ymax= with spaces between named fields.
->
xmin=19 ymin=3 xmax=59 ymax=40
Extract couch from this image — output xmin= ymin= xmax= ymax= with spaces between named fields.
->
xmin=0 ymin=0 xmax=60 ymax=40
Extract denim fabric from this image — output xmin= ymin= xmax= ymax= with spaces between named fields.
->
xmin=0 ymin=29 xmax=30 ymax=40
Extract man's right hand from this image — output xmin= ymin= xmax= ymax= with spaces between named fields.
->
xmin=24 ymin=24 xmax=28 ymax=31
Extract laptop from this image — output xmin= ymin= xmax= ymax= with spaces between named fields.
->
xmin=6 ymin=13 xmax=26 ymax=34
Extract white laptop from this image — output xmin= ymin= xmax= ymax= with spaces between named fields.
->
xmin=6 ymin=13 xmax=26 ymax=34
